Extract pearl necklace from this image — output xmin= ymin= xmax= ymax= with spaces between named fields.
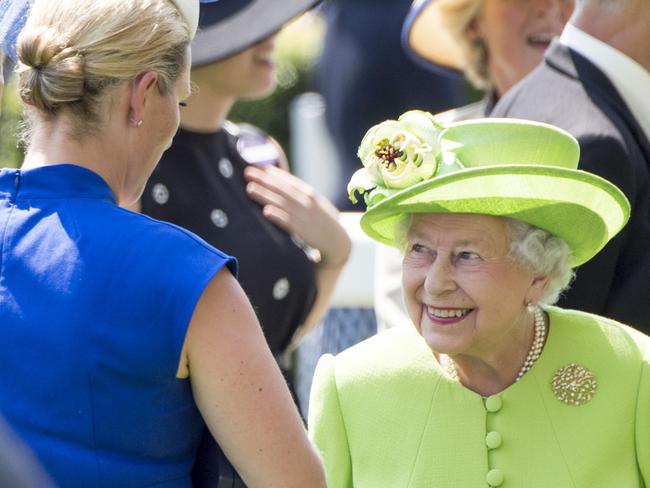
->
xmin=443 ymin=306 xmax=546 ymax=383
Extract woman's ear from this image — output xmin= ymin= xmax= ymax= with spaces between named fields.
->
xmin=128 ymin=71 xmax=158 ymax=127
xmin=465 ymin=17 xmax=481 ymax=41
xmin=526 ymin=275 xmax=550 ymax=306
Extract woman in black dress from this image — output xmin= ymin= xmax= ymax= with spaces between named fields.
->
xmin=139 ymin=1 xmax=350 ymax=484
xmin=142 ymin=0 xmax=350 ymax=368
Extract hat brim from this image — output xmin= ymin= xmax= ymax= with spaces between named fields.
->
xmin=361 ymin=165 xmax=630 ymax=267
xmin=402 ymin=0 xmax=470 ymax=75
xmin=192 ymin=0 xmax=320 ymax=67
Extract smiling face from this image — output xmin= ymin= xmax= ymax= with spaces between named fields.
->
xmin=402 ymin=213 xmax=541 ymax=360
xmin=193 ymin=34 xmax=278 ymax=101
xmin=469 ymin=0 xmax=574 ymax=95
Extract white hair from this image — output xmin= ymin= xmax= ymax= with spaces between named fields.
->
xmin=505 ymin=218 xmax=574 ymax=305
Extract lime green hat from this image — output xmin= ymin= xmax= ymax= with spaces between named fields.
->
xmin=347 ymin=112 xmax=630 ymax=267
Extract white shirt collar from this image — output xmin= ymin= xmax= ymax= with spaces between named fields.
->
xmin=560 ymin=23 xmax=650 ymax=139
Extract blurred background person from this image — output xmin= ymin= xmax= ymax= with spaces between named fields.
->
xmin=0 ymin=0 xmax=326 ymax=486
xmin=404 ymin=0 xmax=573 ymax=120
xmin=375 ymin=0 xmax=573 ymax=331
xmin=141 ymin=0 xmax=350 ymax=382
xmin=492 ymin=0 xmax=650 ymax=332
xmin=137 ymin=1 xmax=350 ymax=480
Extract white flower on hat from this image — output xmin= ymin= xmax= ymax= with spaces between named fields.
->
xmin=348 ymin=110 xmax=443 ymax=206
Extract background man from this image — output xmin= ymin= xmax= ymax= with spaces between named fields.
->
xmin=492 ymin=0 xmax=650 ymax=332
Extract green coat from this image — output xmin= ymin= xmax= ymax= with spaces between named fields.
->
xmin=308 ymin=307 xmax=650 ymax=487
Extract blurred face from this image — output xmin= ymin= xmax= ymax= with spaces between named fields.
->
xmin=193 ymin=34 xmax=278 ymax=101
xmin=469 ymin=0 xmax=574 ymax=95
xmin=402 ymin=213 xmax=536 ymax=359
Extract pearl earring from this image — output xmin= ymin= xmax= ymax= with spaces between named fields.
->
xmin=526 ymin=302 xmax=536 ymax=313
xmin=136 ymin=120 xmax=143 ymax=128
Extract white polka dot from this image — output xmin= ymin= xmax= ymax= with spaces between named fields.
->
xmin=218 ymin=158 xmax=234 ymax=178
xmin=210 ymin=209 xmax=229 ymax=228
xmin=151 ymin=183 xmax=169 ymax=205
xmin=273 ymin=278 xmax=290 ymax=300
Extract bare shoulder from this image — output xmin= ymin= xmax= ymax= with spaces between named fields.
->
xmin=182 ymin=268 xmax=326 ymax=487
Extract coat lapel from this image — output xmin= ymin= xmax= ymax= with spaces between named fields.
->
xmin=544 ymin=41 xmax=650 ymax=165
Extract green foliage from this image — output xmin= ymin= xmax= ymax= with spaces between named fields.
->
xmin=0 ymin=75 xmax=24 ymax=168
xmin=229 ymin=13 xmax=324 ymax=154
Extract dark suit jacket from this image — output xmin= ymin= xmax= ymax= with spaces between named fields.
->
xmin=492 ymin=40 xmax=650 ymax=333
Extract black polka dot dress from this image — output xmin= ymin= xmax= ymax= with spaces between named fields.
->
xmin=142 ymin=123 xmax=317 ymax=356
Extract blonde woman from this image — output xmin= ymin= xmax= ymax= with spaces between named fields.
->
xmin=0 ymin=1 xmax=326 ymax=487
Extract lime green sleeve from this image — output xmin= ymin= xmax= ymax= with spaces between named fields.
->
xmin=308 ymin=354 xmax=353 ymax=488
xmin=637 ymin=346 xmax=650 ymax=484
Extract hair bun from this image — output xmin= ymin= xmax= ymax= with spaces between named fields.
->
xmin=17 ymin=26 xmax=86 ymax=111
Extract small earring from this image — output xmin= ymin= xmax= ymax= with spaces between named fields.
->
xmin=526 ymin=302 xmax=536 ymax=313
xmin=136 ymin=120 xmax=143 ymax=128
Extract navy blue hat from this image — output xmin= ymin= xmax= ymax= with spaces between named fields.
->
xmin=192 ymin=0 xmax=320 ymax=68
xmin=0 ymin=0 xmax=29 ymax=62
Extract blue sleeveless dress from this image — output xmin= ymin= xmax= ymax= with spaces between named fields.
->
xmin=0 ymin=164 xmax=237 ymax=487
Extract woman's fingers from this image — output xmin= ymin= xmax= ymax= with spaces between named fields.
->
xmin=261 ymin=205 xmax=292 ymax=231
xmin=245 ymin=165 xmax=314 ymax=200
xmin=246 ymin=180 xmax=288 ymax=209
xmin=245 ymin=168 xmax=319 ymax=223
xmin=244 ymin=166 xmax=351 ymax=266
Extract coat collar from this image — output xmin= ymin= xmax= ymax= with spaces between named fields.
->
xmin=543 ymin=40 xmax=650 ymax=156
xmin=1 ymin=164 xmax=116 ymax=204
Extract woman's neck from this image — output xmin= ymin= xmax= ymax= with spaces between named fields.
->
xmin=22 ymin=117 xmax=130 ymax=203
xmin=179 ymin=83 xmax=235 ymax=133
xmin=440 ymin=311 xmax=544 ymax=396
xmin=446 ymin=353 xmax=526 ymax=397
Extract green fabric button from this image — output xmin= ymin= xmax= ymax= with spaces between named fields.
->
xmin=486 ymin=468 xmax=504 ymax=487
xmin=485 ymin=431 xmax=502 ymax=449
xmin=485 ymin=395 xmax=503 ymax=412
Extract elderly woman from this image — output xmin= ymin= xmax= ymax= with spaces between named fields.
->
xmin=0 ymin=0 xmax=326 ymax=487
xmin=309 ymin=112 xmax=649 ymax=487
